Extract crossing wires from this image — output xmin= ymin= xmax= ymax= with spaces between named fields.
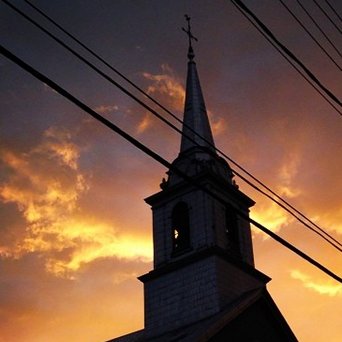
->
xmin=3 ymin=0 xmax=342 ymax=253
xmin=1 ymin=43 xmax=341 ymax=283
xmin=2 ymin=0 xmax=342 ymax=254
xmin=231 ymin=0 xmax=342 ymax=116
xmin=313 ymin=0 xmax=342 ymax=34
xmin=323 ymin=0 xmax=342 ymax=23
xmin=278 ymin=0 xmax=341 ymax=70
xmin=296 ymin=0 xmax=342 ymax=58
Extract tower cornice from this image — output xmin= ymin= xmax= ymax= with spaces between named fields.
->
xmin=138 ymin=246 xmax=270 ymax=284
xmin=145 ymin=170 xmax=255 ymax=209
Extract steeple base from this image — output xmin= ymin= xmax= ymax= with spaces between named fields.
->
xmin=139 ymin=246 xmax=270 ymax=337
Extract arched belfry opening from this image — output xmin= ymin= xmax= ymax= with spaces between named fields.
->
xmin=225 ymin=206 xmax=241 ymax=258
xmin=171 ymin=202 xmax=190 ymax=254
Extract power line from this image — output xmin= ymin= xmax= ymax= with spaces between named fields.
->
xmin=296 ymin=0 xmax=342 ymax=58
xmin=22 ymin=0 xmax=168 ymax=113
xmin=236 ymin=171 xmax=342 ymax=252
xmin=231 ymin=0 xmax=342 ymax=114
xmin=4 ymin=0 xmax=341 ymax=251
xmin=313 ymin=0 xmax=342 ymax=34
xmin=5 ymin=0 xmax=342 ymax=252
xmin=324 ymin=0 xmax=342 ymax=23
xmin=2 ymin=43 xmax=341 ymax=283
xmin=21 ymin=0 xmax=342 ymax=250
xmin=279 ymin=0 xmax=342 ymax=70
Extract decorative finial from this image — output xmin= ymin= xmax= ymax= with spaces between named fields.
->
xmin=182 ymin=14 xmax=198 ymax=61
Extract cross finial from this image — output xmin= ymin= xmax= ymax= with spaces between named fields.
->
xmin=182 ymin=14 xmax=198 ymax=61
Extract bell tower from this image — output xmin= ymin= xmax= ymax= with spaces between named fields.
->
xmin=138 ymin=16 xmax=270 ymax=338
xmin=109 ymin=16 xmax=297 ymax=342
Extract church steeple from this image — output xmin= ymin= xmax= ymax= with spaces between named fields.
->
xmin=110 ymin=17 xmax=298 ymax=342
xmin=138 ymin=16 xmax=266 ymax=338
xmin=180 ymin=15 xmax=216 ymax=153
xmin=180 ymin=57 xmax=216 ymax=153
xmin=110 ymin=16 xmax=297 ymax=342
xmin=166 ymin=16 xmax=232 ymax=188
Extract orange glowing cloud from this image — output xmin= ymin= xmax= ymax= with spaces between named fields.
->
xmin=251 ymin=201 xmax=291 ymax=237
xmin=276 ymin=151 xmax=302 ymax=199
xmin=248 ymin=150 xmax=306 ymax=237
xmin=142 ymin=63 xmax=185 ymax=111
xmin=141 ymin=65 xmax=227 ymax=140
xmin=0 ymin=127 xmax=152 ymax=278
xmin=208 ymin=110 xmax=226 ymax=136
xmin=0 ymin=142 xmax=86 ymax=225
xmin=136 ymin=113 xmax=152 ymax=133
xmin=310 ymin=210 xmax=342 ymax=236
xmin=44 ymin=219 xmax=152 ymax=277
xmin=290 ymin=270 xmax=342 ymax=297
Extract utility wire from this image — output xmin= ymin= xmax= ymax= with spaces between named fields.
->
xmin=300 ymin=0 xmax=342 ymax=56
xmin=231 ymin=0 xmax=342 ymax=112
xmin=324 ymin=0 xmax=342 ymax=23
xmin=6 ymin=0 xmax=342 ymax=252
xmin=296 ymin=0 xmax=342 ymax=58
xmin=279 ymin=0 xmax=342 ymax=70
xmin=230 ymin=1 xmax=341 ymax=116
xmin=232 ymin=2 xmax=342 ymax=120
xmin=313 ymin=0 xmax=342 ymax=34
xmin=236 ymin=172 xmax=342 ymax=251
xmin=4 ymin=0 xmax=341 ymax=251
xmin=2 ymin=43 xmax=341 ymax=283
xmin=22 ymin=0 xmax=170 ymax=112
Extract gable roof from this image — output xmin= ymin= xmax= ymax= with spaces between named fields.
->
xmin=107 ymin=288 xmax=297 ymax=342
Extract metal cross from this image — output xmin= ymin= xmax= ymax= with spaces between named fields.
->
xmin=182 ymin=14 xmax=198 ymax=60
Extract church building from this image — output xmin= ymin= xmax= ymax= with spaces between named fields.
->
xmin=109 ymin=18 xmax=297 ymax=342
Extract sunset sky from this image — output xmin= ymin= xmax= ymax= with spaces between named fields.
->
xmin=1 ymin=1 xmax=341 ymax=341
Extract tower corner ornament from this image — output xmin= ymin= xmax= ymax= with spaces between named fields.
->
xmin=182 ymin=14 xmax=198 ymax=61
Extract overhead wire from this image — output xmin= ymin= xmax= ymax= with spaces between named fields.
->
xmin=21 ymin=0 xmax=342 ymax=250
xmin=278 ymin=0 xmax=342 ymax=70
xmin=5 ymin=0 xmax=342 ymax=252
xmin=313 ymin=0 xmax=342 ymax=34
xmin=2 ymin=43 xmax=341 ymax=283
xmin=3 ymin=0 xmax=342 ymax=252
xmin=296 ymin=0 xmax=342 ymax=58
xmin=230 ymin=0 xmax=342 ymax=115
xmin=323 ymin=0 xmax=342 ymax=23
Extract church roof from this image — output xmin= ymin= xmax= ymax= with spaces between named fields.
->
xmin=178 ymin=14 xmax=216 ymax=155
xmin=107 ymin=288 xmax=297 ymax=342
xmin=180 ymin=58 xmax=216 ymax=154
xmin=165 ymin=42 xmax=234 ymax=187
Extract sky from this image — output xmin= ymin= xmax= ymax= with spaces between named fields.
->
xmin=0 ymin=0 xmax=341 ymax=341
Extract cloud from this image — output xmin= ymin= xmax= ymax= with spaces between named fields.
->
xmin=43 ymin=219 xmax=152 ymax=278
xmin=251 ymin=200 xmax=291 ymax=238
xmin=0 ymin=128 xmax=86 ymax=226
xmin=142 ymin=63 xmax=185 ymax=112
xmin=0 ymin=127 xmax=152 ymax=278
xmin=94 ymin=104 xmax=119 ymax=114
xmin=140 ymin=65 xmax=226 ymax=140
xmin=136 ymin=113 xmax=151 ymax=134
xmin=208 ymin=110 xmax=226 ymax=136
xmin=247 ymin=149 xmax=305 ymax=238
xmin=314 ymin=211 xmax=342 ymax=236
xmin=290 ymin=270 xmax=342 ymax=296
xmin=276 ymin=151 xmax=301 ymax=198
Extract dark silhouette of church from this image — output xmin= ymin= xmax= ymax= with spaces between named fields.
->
xmin=109 ymin=18 xmax=297 ymax=342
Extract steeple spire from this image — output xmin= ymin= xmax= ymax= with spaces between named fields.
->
xmin=180 ymin=15 xmax=216 ymax=154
